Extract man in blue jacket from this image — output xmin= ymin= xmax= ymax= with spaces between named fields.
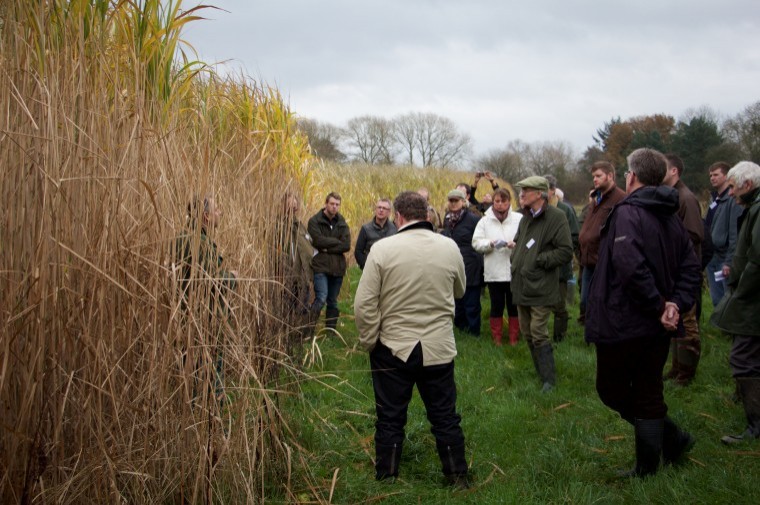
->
xmin=585 ymin=148 xmax=701 ymax=477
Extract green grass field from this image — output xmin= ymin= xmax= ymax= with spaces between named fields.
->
xmin=287 ymin=267 xmax=758 ymax=504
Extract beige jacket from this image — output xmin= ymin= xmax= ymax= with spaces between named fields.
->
xmin=354 ymin=221 xmax=466 ymax=365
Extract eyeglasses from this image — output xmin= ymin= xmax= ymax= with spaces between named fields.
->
xmin=376 ymin=206 xmax=391 ymax=211
xmin=448 ymin=198 xmax=462 ymax=203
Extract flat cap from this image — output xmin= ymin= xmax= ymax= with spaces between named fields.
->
xmin=515 ymin=176 xmax=549 ymax=192
xmin=447 ymin=189 xmax=467 ymax=200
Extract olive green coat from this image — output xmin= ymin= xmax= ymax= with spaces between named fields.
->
xmin=711 ymin=189 xmax=760 ymax=336
xmin=510 ymin=204 xmax=573 ymax=307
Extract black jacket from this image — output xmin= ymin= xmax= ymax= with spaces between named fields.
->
xmin=354 ymin=218 xmax=397 ymax=269
xmin=585 ymin=186 xmax=701 ymax=344
xmin=307 ymin=210 xmax=351 ymax=276
xmin=442 ymin=210 xmax=483 ymax=287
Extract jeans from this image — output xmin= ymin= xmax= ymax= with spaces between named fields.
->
xmin=706 ymin=255 xmax=727 ymax=307
xmin=312 ymin=272 xmax=343 ymax=313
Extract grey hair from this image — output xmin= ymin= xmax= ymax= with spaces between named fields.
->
xmin=627 ymin=148 xmax=667 ymax=186
xmin=727 ymin=161 xmax=760 ymax=188
xmin=543 ymin=174 xmax=557 ymax=189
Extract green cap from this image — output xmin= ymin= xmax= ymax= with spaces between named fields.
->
xmin=447 ymin=189 xmax=467 ymax=200
xmin=515 ymin=176 xmax=549 ymax=192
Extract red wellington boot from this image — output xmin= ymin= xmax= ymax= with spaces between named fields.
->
xmin=508 ymin=317 xmax=520 ymax=346
xmin=489 ymin=317 xmax=504 ymax=346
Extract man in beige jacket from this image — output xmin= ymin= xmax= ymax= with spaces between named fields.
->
xmin=354 ymin=191 xmax=469 ymax=488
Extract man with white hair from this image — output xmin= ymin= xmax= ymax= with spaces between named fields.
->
xmin=712 ymin=161 xmax=760 ymax=445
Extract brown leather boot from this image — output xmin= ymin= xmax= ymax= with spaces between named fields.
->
xmin=508 ymin=317 xmax=520 ymax=346
xmin=489 ymin=317 xmax=504 ymax=346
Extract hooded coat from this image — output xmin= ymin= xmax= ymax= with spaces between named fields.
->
xmin=585 ymin=186 xmax=701 ymax=344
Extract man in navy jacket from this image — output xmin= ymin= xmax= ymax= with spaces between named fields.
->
xmin=585 ymin=148 xmax=701 ymax=477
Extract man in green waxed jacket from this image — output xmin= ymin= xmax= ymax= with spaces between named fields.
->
xmin=510 ymin=176 xmax=573 ymax=392
xmin=712 ymin=161 xmax=760 ymax=445
xmin=308 ymin=192 xmax=351 ymax=330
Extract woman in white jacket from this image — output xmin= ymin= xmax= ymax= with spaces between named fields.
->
xmin=472 ymin=188 xmax=522 ymax=345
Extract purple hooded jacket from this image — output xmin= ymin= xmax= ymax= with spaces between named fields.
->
xmin=585 ymin=185 xmax=701 ymax=343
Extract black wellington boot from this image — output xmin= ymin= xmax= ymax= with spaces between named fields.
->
xmin=325 ymin=307 xmax=340 ymax=330
xmin=721 ymin=377 xmax=760 ymax=444
xmin=662 ymin=417 xmax=695 ymax=465
xmin=375 ymin=442 xmax=402 ymax=481
xmin=437 ymin=443 xmax=469 ymax=489
xmin=535 ymin=345 xmax=556 ymax=393
xmin=619 ymin=418 xmax=664 ymax=478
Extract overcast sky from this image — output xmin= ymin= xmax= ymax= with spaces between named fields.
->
xmin=183 ymin=0 xmax=760 ymax=159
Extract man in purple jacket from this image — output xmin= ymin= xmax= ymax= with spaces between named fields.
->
xmin=585 ymin=148 xmax=701 ymax=478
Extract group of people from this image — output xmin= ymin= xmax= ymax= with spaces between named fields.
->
xmin=174 ymin=154 xmax=759 ymax=488
xmin=351 ymin=155 xmax=760 ymax=486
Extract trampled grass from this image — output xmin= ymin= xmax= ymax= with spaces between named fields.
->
xmin=288 ymin=268 xmax=759 ymax=504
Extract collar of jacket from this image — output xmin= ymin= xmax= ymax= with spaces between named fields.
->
xmin=623 ymin=185 xmax=679 ymax=216
xmin=372 ymin=218 xmax=390 ymax=230
xmin=398 ymin=220 xmax=434 ymax=233
xmin=596 ymin=185 xmax=620 ymax=206
xmin=320 ymin=210 xmax=341 ymax=225
xmin=524 ymin=200 xmax=548 ymax=220
xmin=742 ymin=187 xmax=760 ymax=207
xmin=715 ymin=186 xmax=732 ymax=202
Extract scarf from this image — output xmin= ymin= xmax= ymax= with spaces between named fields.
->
xmin=446 ymin=208 xmax=466 ymax=231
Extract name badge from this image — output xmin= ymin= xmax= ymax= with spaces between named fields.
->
xmin=526 ymin=238 xmax=536 ymax=249
xmin=709 ymin=201 xmax=717 ymax=210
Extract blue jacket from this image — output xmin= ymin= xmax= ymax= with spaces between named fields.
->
xmin=585 ymin=186 xmax=701 ymax=344
xmin=710 ymin=188 xmax=743 ymax=266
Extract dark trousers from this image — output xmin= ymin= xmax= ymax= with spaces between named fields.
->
xmin=595 ymin=336 xmax=670 ymax=422
xmin=487 ymin=281 xmax=517 ymax=318
xmin=370 ymin=342 xmax=465 ymax=449
xmin=730 ymin=335 xmax=760 ymax=378
xmin=454 ymin=286 xmax=481 ymax=335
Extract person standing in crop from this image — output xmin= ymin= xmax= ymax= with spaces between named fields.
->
xmin=308 ymin=192 xmax=351 ymax=330
xmin=355 ymin=191 xmax=469 ymax=487
xmin=173 ymin=195 xmax=237 ymax=403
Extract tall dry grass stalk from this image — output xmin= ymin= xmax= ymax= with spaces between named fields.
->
xmin=1 ymin=1 xmax=316 ymax=503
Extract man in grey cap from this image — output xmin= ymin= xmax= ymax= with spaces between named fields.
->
xmin=442 ymin=188 xmax=484 ymax=336
xmin=509 ymin=176 xmax=573 ymax=392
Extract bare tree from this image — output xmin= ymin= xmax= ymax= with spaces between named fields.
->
xmin=477 ymin=139 xmax=531 ymax=182
xmin=723 ymin=101 xmax=760 ymax=163
xmin=393 ymin=113 xmax=417 ymax=166
xmin=393 ymin=112 xmax=471 ymax=168
xmin=526 ymin=140 xmax=576 ymax=181
xmin=345 ymin=115 xmax=396 ymax=164
xmin=297 ymin=118 xmax=346 ymax=162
